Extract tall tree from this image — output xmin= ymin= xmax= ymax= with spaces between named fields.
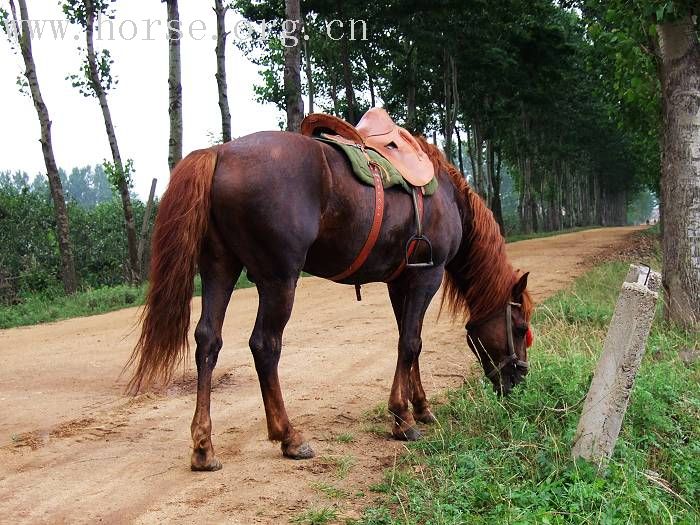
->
xmin=2 ymin=0 xmax=77 ymax=294
xmin=214 ymin=0 xmax=232 ymax=142
xmin=165 ymin=0 xmax=183 ymax=168
xmin=63 ymin=0 xmax=139 ymax=282
xmin=580 ymin=0 xmax=699 ymax=326
xmin=657 ymin=14 xmax=700 ymax=327
xmin=283 ymin=0 xmax=304 ymax=131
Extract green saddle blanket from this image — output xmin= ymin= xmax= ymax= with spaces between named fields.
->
xmin=315 ymin=136 xmax=438 ymax=196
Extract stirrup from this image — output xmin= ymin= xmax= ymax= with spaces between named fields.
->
xmin=405 ymin=187 xmax=434 ymax=269
xmin=405 ymin=235 xmax=434 ymax=268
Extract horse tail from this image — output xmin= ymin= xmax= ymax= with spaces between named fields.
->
xmin=126 ymin=147 xmax=219 ymax=393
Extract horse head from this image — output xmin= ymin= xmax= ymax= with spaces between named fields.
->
xmin=466 ymin=272 xmax=533 ymax=395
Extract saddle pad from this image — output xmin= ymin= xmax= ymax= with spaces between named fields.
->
xmin=316 ymin=136 xmax=438 ymax=196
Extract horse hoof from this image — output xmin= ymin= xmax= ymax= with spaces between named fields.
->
xmin=394 ymin=426 xmax=422 ymax=441
xmin=191 ymin=456 xmax=223 ymax=472
xmin=283 ymin=441 xmax=315 ymax=460
xmin=415 ymin=411 xmax=438 ymax=424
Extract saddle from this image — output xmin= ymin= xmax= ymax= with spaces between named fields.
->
xmin=301 ymin=108 xmax=435 ymax=188
xmin=301 ymin=108 xmax=435 ymax=297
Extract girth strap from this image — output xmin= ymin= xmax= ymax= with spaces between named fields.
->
xmin=329 ymin=165 xmax=385 ymax=282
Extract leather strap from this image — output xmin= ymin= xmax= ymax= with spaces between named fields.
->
xmin=330 ymin=166 xmax=385 ymax=281
xmin=385 ymin=189 xmax=424 ymax=282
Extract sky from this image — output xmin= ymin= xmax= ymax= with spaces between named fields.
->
xmin=0 ymin=1 xmax=283 ymax=198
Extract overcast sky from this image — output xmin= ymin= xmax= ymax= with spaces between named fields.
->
xmin=0 ymin=1 xmax=283 ymax=198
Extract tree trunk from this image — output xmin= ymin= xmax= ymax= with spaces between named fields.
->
xmin=657 ymin=16 xmax=700 ymax=328
xmin=456 ymin=127 xmax=465 ymax=176
xmin=302 ymin=35 xmax=314 ymax=113
xmin=283 ymin=0 xmax=304 ymax=131
xmin=165 ymin=0 xmax=183 ymax=166
xmin=85 ymin=2 xmax=139 ymax=282
xmin=137 ymin=178 xmax=157 ymax=281
xmin=406 ymin=45 xmax=416 ymax=131
xmin=443 ymin=52 xmax=458 ymax=161
xmin=340 ymin=36 xmax=357 ymax=124
xmin=490 ymin=146 xmax=505 ymax=236
xmin=214 ymin=0 xmax=232 ymax=143
xmin=465 ymin=125 xmax=479 ymax=193
xmin=10 ymin=0 xmax=77 ymax=294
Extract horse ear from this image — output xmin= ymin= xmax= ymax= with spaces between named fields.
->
xmin=512 ymin=272 xmax=529 ymax=301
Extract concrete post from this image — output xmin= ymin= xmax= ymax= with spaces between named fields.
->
xmin=571 ymin=265 xmax=661 ymax=467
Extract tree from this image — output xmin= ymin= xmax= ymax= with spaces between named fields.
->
xmin=63 ymin=0 xmax=140 ymax=282
xmin=2 ymin=0 xmax=77 ymax=294
xmin=164 ymin=0 xmax=183 ymax=168
xmin=579 ymin=0 xmax=699 ymax=327
xmin=214 ymin=0 xmax=232 ymax=142
xmin=283 ymin=0 xmax=304 ymax=131
xmin=657 ymin=14 xmax=699 ymax=327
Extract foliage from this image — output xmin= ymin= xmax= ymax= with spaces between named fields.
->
xmin=103 ymin=158 xmax=134 ymax=191
xmin=0 ymin=171 xmax=147 ymax=301
xmin=66 ymin=48 xmax=118 ymax=97
xmin=233 ymin=0 xmax=662 ymax=233
xmin=0 ymin=269 xmax=255 ymax=329
xmin=356 ymin=256 xmax=700 ymax=524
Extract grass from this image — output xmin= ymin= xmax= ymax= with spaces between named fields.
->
xmin=354 ymin=251 xmax=700 ymax=524
xmin=0 ymin=272 xmax=254 ymax=329
xmin=311 ymin=481 xmax=349 ymax=499
xmin=336 ymin=432 xmax=356 ymax=443
xmin=320 ymin=455 xmax=357 ymax=480
xmin=291 ymin=506 xmax=339 ymax=525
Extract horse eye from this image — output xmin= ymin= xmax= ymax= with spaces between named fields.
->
xmin=514 ymin=325 xmax=528 ymax=336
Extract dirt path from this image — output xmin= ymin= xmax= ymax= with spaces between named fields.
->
xmin=0 ymin=226 xmax=643 ymax=524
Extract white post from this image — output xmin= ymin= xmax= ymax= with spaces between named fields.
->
xmin=571 ymin=265 xmax=661 ymax=467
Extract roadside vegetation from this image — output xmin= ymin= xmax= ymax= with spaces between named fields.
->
xmin=355 ymin=237 xmax=700 ymax=524
xmin=0 ymin=273 xmax=254 ymax=329
xmin=0 ymin=219 xmax=603 ymax=330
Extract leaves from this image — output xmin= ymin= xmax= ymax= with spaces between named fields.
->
xmin=103 ymin=158 xmax=134 ymax=192
xmin=66 ymin=48 xmax=117 ymax=97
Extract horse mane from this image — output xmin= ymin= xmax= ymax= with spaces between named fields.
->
xmin=415 ymin=136 xmax=533 ymax=324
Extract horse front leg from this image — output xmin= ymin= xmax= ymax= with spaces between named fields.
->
xmin=249 ymin=277 xmax=314 ymax=459
xmin=387 ymin=268 xmax=443 ymax=440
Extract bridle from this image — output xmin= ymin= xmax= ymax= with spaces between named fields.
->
xmin=467 ymin=302 xmax=530 ymax=381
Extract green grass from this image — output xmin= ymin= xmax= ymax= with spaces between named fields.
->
xmin=311 ymin=481 xmax=349 ymax=499
xmin=0 ymin=272 xmax=254 ymax=329
xmin=320 ymin=455 xmax=357 ymax=480
xmin=335 ymin=432 xmax=356 ymax=443
xmin=355 ymin=255 xmax=700 ymax=524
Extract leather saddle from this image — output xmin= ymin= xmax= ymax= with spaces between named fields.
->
xmin=301 ymin=108 xmax=435 ymax=188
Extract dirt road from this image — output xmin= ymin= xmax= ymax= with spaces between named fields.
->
xmin=0 ymin=226 xmax=642 ymax=524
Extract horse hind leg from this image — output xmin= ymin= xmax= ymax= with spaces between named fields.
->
xmin=249 ymin=277 xmax=314 ymax=459
xmin=190 ymin=240 xmax=242 ymax=471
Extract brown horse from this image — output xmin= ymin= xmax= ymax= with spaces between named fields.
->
xmin=126 ymin=131 xmax=533 ymax=471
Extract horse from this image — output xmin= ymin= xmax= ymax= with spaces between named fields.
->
xmin=126 ymin=131 xmax=534 ymax=471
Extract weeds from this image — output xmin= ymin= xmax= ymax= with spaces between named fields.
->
xmin=311 ymin=481 xmax=348 ymax=499
xmin=291 ymin=506 xmax=338 ymax=525
xmin=320 ymin=455 xmax=357 ymax=480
